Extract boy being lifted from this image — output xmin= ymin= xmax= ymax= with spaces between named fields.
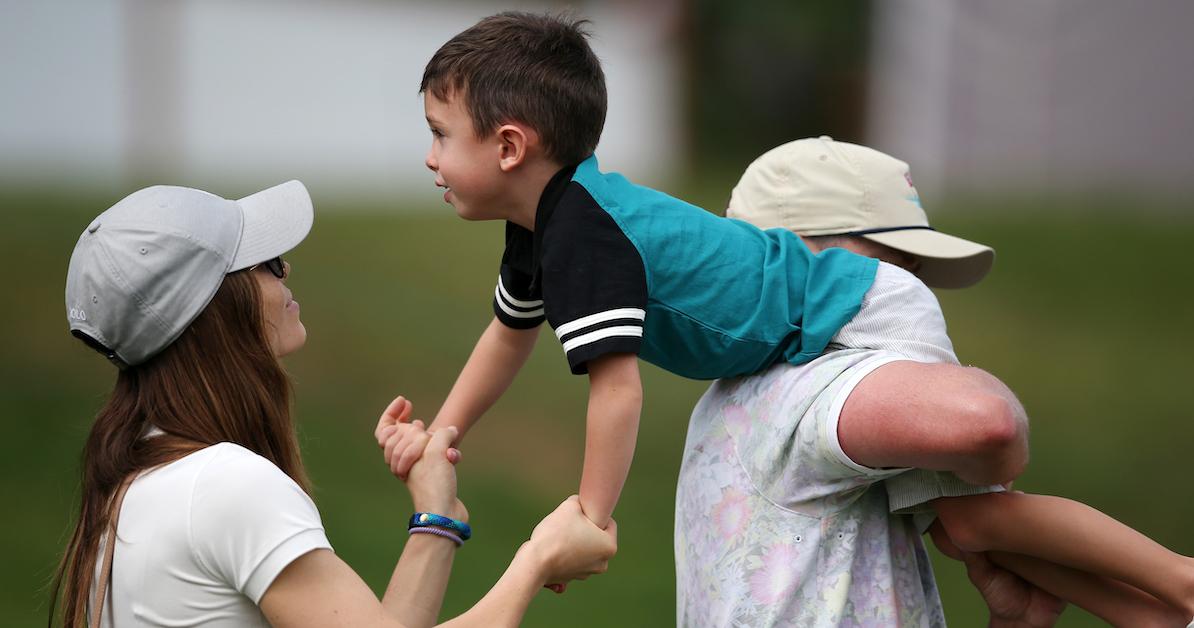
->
xmin=396 ymin=11 xmax=881 ymax=531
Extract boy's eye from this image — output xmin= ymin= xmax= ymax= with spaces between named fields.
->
xmin=430 ymin=128 xmax=444 ymax=138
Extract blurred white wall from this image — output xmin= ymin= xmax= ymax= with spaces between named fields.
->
xmin=0 ymin=0 xmax=685 ymax=205
xmin=868 ymin=0 xmax=1194 ymax=203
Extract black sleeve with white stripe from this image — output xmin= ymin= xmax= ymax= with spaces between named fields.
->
xmin=492 ymin=224 xmax=545 ymax=329
xmin=493 ymin=266 xmax=545 ymax=328
xmin=541 ymin=184 xmax=648 ymax=374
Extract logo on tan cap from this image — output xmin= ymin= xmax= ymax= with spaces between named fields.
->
xmin=727 ymin=136 xmax=994 ymax=289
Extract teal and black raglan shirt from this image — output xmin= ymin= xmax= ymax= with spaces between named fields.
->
xmin=492 ymin=155 xmax=878 ymax=380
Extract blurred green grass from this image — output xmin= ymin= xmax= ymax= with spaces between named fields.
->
xmin=3 ymin=188 xmax=1192 ymax=627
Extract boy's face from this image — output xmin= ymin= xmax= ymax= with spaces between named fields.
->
xmin=423 ymin=92 xmax=506 ymax=221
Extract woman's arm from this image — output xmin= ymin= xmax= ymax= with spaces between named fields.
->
xmin=259 ymin=411 xmax=616 ymax=628
xmin=259 ymin=495 xmax=616 ymax=628
xmin=260 ymin=546 xmax=440 ymax=628
xmin=441 ymin=497 xmax=617 ymax=627
xmin=262 ymin=426 xmax=463 ymax=628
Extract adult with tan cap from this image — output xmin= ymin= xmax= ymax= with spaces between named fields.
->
xmin=675 ymin=138 xmax=1194 ymax=627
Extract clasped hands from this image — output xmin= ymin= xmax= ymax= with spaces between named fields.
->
xmin=374 ymin=396 xmax=617 ymax=593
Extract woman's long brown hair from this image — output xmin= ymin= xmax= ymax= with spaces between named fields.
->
xmin=49 ymin=270 xmax=310 ymax=627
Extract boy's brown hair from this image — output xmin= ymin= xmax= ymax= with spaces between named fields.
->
xmin=421 ymin=11 xmax=607 ymax=166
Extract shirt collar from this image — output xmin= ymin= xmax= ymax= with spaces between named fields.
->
xmin=528 ymin=160 xmax=583 ymax=286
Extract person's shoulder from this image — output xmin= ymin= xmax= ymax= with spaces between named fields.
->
xmin=188 ymin=443 xmax=319 ymax=537
xmin=192 ymin=443 xmax=304 ymax=501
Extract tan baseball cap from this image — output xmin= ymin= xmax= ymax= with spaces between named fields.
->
xmin=727 ymin=136 xmax=994 ymax=289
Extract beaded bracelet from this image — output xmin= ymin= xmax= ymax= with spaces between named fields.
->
xmin=409 ymin=512 xmax=472 ymax=541
xmin=408 ymin=526 xmax=463 ymax=547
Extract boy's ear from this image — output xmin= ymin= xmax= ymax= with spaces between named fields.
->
xmin=496 ymin=123 xmax=538 ymax=172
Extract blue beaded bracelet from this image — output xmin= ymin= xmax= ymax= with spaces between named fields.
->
xmin=409 ymin=512 xmax=472 ymax=541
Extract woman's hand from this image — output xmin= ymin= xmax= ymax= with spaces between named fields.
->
xmin=375 ymin=396 xmax=466 ymax=521
xmin=522 ymin=495 xmax=617 ymax=590
xmin=404 ymin=426 xmax=468 ymax=522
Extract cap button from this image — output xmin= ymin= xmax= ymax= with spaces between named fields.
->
xmin=87 ymin=220 xmax=102 ymax=233
xmin=819 ymin=135 xmax=833 ymax=142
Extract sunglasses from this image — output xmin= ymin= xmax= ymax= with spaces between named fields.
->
xmin=249 ymin=256 xmax=286 ymax=279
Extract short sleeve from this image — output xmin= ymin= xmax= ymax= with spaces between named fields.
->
xmin=540 ymin=184 xmax=648 ymax=374
xmin=728 ymin=350 xmax=911 ymax=514
xmin=189 ymin=445 xmax=332 ymax=604
xmin=493 ymin=223 xmax=546 ymax=329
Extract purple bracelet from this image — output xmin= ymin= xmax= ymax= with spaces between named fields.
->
xmin=408 ymin=526 xmax=463 ymax=547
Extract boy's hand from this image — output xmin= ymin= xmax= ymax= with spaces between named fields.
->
xmin=374 ymin=396 xmax=459 ymax=479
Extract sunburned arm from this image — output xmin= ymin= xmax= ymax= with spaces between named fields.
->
xmin=430 ymin=317 xmax=539 ymax=442
xmin=577 ymin=353 xmax=642 ymax=529
xmin=838 ymin=360 xmax=1028 ymax=485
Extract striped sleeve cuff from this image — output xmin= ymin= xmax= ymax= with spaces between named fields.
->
xmin=555 ymin=308 xmax=645 ymax=374
xmin=493 ymin=276 xmax=545 ymax=329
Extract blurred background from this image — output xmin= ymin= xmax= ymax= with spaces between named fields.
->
xmin=3 ymin=0 xmax=1192 ymax=626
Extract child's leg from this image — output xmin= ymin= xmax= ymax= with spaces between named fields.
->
xmin=988 ymin=551 xmax=1187 ymax=627
xmin=933 ymin=492 xmax=1194 ymax=618
xmin=930 ymin=519 xmax=1184 ymax=626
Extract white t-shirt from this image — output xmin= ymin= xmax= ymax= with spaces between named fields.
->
xmin=90 ymin=442 xmax=332 ymax=627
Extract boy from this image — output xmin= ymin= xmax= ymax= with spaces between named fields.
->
xmin=398 ymin=12 xmax=881 ymax=531
xmin=707 ymin=136 xmax=1194 ymax=626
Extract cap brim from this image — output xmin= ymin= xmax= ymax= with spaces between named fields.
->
xmin=229 ymin=180 xmax=314 ymax=271
xmin=863 ymin=229 xmax=995 ymax=289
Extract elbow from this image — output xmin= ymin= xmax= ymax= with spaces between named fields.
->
xmin=962 ymin=393 xmax=1028 ymax=483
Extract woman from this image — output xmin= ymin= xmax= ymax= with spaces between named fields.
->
xmin=52 ymin=181 xmax=616 ymax=628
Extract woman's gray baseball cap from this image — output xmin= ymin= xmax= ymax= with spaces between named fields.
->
xmin=65 ymin=180 xmax=313 ymax=367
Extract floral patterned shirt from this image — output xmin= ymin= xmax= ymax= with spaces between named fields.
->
xmin=675 ymin=349 xmax=946 ymax=627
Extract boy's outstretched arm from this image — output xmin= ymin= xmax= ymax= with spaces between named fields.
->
xmin=577 ymin=353 xmax=642 ymax=530
xmin=431 ymin=317 xmax=539 ymax=441
xmin=388 ymin=318 xmax=537 ymax=480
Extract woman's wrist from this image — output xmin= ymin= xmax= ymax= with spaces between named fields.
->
xmin=513 ymin=541 xmax=551 ymax=587
xmin=409 ymin=512 xmax=472 ymax=541
xmin=411 ymin=497 xmax=468 ymax=523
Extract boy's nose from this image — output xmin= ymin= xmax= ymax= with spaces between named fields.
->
xmin=425 ymin=151 xmax=438 ymax=172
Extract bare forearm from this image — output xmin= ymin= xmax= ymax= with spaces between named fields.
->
xmin=381 ymin=536 xmax=458 ymax=628
xmin=432 ymin=318 xmax=538 ymax=440
xmin=578 ymin=355 xmax=643 ymax=529
xmin=436 ymin=546 xmax=545 ymax=628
